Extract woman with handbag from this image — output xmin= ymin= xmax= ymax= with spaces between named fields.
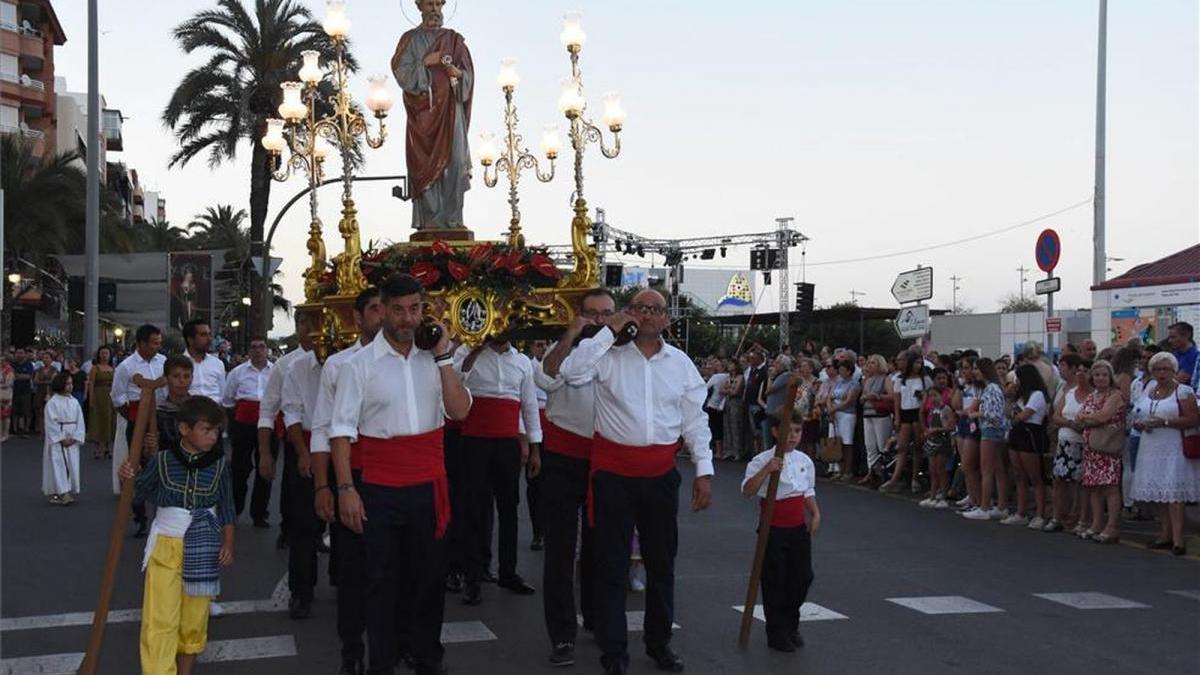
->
xmin=1077 ymin=360 xmax=1127 ymax=543
xmin=860 ymin=355 xmax=894 ymax=484
xmin=1129 ymin=352 xmax=1200 ymax=556
xmin=1048 ymin=354 xmax=1092 ymax=534
xmin=1003 ymin=365 xmax=1050 ymax=528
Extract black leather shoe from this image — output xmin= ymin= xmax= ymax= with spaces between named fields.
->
xmin=549 ymin=642 xmax=575 ymax=666
xmin=647 ymin=646 xmax=684 ymax=672
xmin=445 ymin=572 xmax=464 ymax=593
xmin=338 ymin=657 xmax=363 ymax=675
xmin=1172 ymin=545 xmax=1187 ymax=556
xmin=133 ymin=521 xmax=148 ymax=539
xmin=498 ymin=575 xmax=536 ymax=595
xmin=288 ymin=596 xmax=311 ymax=620
xmin=530 ymin=536 xmax=545 ymax=551
xmin=481 ymin=570 xmax=498 ymax=583
xmin=767 ymin=636 xmax=796 ymax=653
xmin=789 ymin=630 xmax=805 ymax=647
xmin=462 ymin=581 xmax=482 ymax=606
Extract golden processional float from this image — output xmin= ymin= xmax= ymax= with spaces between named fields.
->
xmin=260 ymin=3 xmax=625 ymax=358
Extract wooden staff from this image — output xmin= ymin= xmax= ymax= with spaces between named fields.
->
xmin=738 ymin=376 xmax=800 ymax=647
xmin=79 ymin=380 xmax=159 ymax=675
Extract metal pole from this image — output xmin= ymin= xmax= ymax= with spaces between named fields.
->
xmin=84 ymin=0 xmax=100 ymax=356
xmin=1093 ymin=0 xmax=1107 ymax=285
xmin=1045 ymin=271 xmax=1055 ymax=357
xmin=776 ymin=217 xmax=792 ymax=351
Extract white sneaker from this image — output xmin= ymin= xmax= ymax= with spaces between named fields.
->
xmin=933 ymin=499 xmax=950 ymax=509
xmin=987 ymin=507 xmax=1008 ymax=520
xmin=1027 ymin=517 xmax=1046 ymax=530
xmin=962 ymin=508 xmax=992 ymax=520
xmin=955 ymin=496 xmax=972 ymax=508
xmin=918 ymin=497 xmax=936 ymax=508
xmin=209 ymin=602 xmax=224 ymax=617
xmin=1000 ymin=514 xmax=1029 ymax=526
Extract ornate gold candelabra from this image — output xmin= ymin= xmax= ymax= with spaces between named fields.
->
xmin=557 ymin=12 xmax=626 ymax=287
xmin=260 ymin=0 xmax=393 ymax=355
xmin=477 ymin=58 xmax=560 ymax=248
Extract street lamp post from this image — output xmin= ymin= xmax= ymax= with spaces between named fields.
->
xmin=261 ymin=0 xmax=393 ymax=305
xmin=557 ymin=12 xmax=625 ymax=287
xmin=478 ymin=57 xmax=559 ymax=247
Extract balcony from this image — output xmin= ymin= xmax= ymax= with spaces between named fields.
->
xmin=102 ymin=108 xmax=123 ymax=151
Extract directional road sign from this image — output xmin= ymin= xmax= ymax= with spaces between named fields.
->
xmin=1035 ymin=229 xmax=1061 ymax=273
xmin=894 ymin=304 xmax=931 ymax=338
xmin=1035 ymin=277 xmax=1061 ymax=295
xmin=891 ymin=267 xmax=934 ymax=304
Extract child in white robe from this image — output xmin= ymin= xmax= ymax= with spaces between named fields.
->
xmin=43 ymin=373 xmax=85 ymax=504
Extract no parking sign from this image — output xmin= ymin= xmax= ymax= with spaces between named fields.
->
xmin=1035 ymin=229 xmax=1061 ymax=273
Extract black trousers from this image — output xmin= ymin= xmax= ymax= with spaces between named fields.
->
xmin=460 ymin=435 xmax=521 ymax=581
xmin=526 ymin=462 xmax=544 ymax=540
xmin=361 ymin=481 xmax=446 ymax=673
xmin=760 ymin=525 xmax=814 ymax=640
xmin=592 ymin=468 xmax=680 ymax=669
xmin=443 ymin=426 xmax=466 ymax=577
xmin=230 ymin=420 xmax=273 ymax=523
xmin=284 ymin=442 xmax=318 ymax=601
xmin=332 ymin=470 xmax=366 ymax=661
xmin=540 ymin=449 xmax=595 ymax=646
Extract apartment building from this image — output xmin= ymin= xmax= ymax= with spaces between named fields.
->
xmin=0 ymin=0 xmax=66 ymax=158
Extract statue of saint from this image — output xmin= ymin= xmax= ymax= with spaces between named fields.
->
xmin=391 ymin=0 xmax=474 ymax=231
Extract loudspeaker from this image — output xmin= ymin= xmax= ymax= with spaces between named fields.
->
xmin=9 ymin=308 xmax=35 ymax=347
xmin=603 ymin=263 xmax=623 ymax=288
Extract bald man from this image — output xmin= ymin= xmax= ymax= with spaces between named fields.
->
xmin=559 ymin=289 xmax=713 ymax=675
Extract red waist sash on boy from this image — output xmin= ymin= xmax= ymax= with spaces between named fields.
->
xmin=357 ymin=430 xmax=450 ymax=539
xmin=541 ymin=412 xmax=592 ymax=461
xmin=461 ymin=396 xmax=521 ymax=438
xmin=761 ymin=495 xmax=807 ymax=528
xmin=586 ymin=434 xmax=680 ymax=526
xmin=119 ymin=399 xmax=141 ymax=424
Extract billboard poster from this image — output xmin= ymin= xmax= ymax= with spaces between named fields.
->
xmin=168 ymin=252 xmax=213 ymax=331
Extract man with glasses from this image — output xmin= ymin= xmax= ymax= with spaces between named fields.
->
xmin=534 ymin=288 xmax=615 ymax=666
xmin=560 ymin=289 xmax=713 ymax=675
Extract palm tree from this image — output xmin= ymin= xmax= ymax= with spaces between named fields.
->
xmin=1 ymin=136 xmax=86 ymax=262
xmin=162 ymin=0 xmax=351 ymax=261
xmin=188 ymin=204 xmax=250 ymax=256
xmin=138 ymin=219 xmax=192 ymax=251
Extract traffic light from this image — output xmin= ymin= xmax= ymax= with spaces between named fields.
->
xmin=794 ymin=282 xmax=814 ymax=315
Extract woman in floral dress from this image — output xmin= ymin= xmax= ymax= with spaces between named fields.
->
xmin=1078 ymin=360 xmax=1127 ymax=543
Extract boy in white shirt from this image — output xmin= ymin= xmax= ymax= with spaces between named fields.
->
xmin=742 ymin=412 xmax=821 ymax=653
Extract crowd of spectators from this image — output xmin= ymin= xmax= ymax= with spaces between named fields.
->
xmin=700 ymin=321 xmax=1200 ymax=555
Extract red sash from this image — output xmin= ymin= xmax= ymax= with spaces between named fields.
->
xmin=587 ymin=434 xmax=679 ymax=526
xmin=233 ymin=400 xmax=260 ymax=426
xmin=462 ymin=396 xmax=521 ymax=439
xmin=120 ymin=399 xmax=140 ymax=424
xmin=349 ymin=441 xmax=362 ymax=471
xmin=358 ymin=430 xmax=450 ymax=539
xmin=444 ymin=418 xmax=463 ymax=431
xmin=761 ymin=495 xmax=807 ymax=528
xmin=542 ymin=413 xmax=592 ymax=460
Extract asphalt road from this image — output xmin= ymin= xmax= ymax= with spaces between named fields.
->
xmin=2 ymin=434 xmax=1198 ymax=674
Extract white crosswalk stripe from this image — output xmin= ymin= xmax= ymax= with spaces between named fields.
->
xmin=442 ymin=620 xmax=498 ymax=643
xmin=1166 ymin=590 xmax=1200 ymax=601
xmin=198 ymin=635 xmax=297 ymax=663
xmin=1033 ymin=592 xmax=1149 ymax=610
xmin=733 ymin=603 xmax=849 ymax=622
xmin=0 ymin=651 xmax=83 ymax=675
xmin=886 ymin=596 xmax=1004 ymax=615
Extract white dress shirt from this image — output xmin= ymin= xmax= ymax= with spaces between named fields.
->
xmin=454 ymin=343 xmax=543 ymax=443
xmin=534 ymin=352 xmax=595 ymax=439
xmin=111 ymin=350 xmax=167 ymax=408
xmin=221 ymin=359 xmax=272 ymax=407
xmin=257 ymin=347 xmax=310 ymax=430
xmin=187 ymin=351 xmax=227 ymax=403
xmin=559 ymin=328 xmax=713 ymax=477
xmin=309 ymin=340 xmax=366 ymax=454
xmin=330 ymin=333 xmax=460 ymax=442
xmin=282 ymin=350 xmax=323 ymax=432
xmin=742 ymin=448 xmax=816 ymax=500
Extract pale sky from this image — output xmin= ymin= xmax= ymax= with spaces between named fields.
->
xmin=51 ymin=1 xmax=1198 ymax=333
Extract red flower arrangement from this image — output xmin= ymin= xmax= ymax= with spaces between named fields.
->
xmin=354 ymin=240 xmax=563 ymax=293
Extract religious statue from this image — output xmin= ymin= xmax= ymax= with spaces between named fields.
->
xmin=391 ymin=0 xmax=474 ymax=232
